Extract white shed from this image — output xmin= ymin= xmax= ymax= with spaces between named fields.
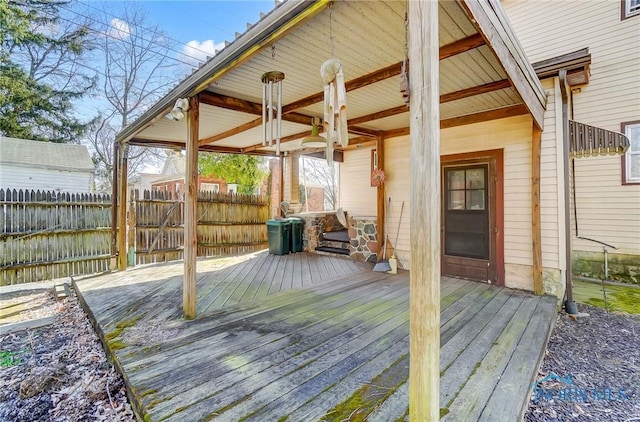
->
xmin=0 ymin=137 xmax=95 ymax=193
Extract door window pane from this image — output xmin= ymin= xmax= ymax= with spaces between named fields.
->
xmin=448 ymin=170 xmax=465 ymax=190
xmin=448 ymin=191 xmax=465 ymax=210
xmin=467 ymin=190 xmax=485 ymax=210
xmin=466 ymin=168 xmax=485 ymax=189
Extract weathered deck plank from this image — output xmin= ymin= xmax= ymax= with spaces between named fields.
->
xmin=73 ymin=251 xmax=557 ymax=422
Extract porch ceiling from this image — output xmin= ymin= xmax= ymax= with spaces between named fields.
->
xmin=124 ymin=0 xmax=545 ymax=155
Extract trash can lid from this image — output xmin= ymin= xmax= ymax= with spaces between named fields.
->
xmin=267 ymin=219 xmax=291 ymax=226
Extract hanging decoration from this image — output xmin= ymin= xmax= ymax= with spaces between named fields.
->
xmin=320 ymin=3 xmax=347 ymax=165
xmin=371 ymin=168 xmax=386 ymax=187
xmin=261 ymin=71 xmax=285 ymax=154
xmin=321 ymin=58 xmax=348 ymax=150
xmin=399 ymin=11 xmax=410 ymax=106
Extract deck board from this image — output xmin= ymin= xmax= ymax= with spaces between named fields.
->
xmin=73 ymin=250 xmax=557 ymax=422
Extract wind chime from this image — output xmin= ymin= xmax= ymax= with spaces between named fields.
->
xmin=399 ymin=11 xmax=410 ymax=106
xmin=261 ymin=70 xmax=285 ymax=154
xmin=320 ymin=2 xmax=348 ymax=165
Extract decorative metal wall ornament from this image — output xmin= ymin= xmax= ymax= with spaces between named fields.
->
xmin=261 ymin=71 xmax=285 ymax=154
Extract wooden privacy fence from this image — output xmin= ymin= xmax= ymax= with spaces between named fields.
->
xmin=1 ymin=189 xmax=112 ymax=285
xmin=133 ymin=189 xmax=269 ymax=265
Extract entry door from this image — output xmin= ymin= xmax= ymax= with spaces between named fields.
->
xmin=442 ymin=163 xmax=496 ymax=282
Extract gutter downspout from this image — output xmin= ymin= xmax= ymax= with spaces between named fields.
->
xmin=559 ymin=70 xmax=578 ymax=314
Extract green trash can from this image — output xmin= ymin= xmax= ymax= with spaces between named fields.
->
xmin=288 ymin=217 xmax=305 ymax=253
xmin=267 ymin=220 xmax=291 ymax=255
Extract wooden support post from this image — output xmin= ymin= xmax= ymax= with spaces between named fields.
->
xmin=183 ymin=95 xmax=199 ymax=320
xmin=279 ymin=153 xmax=284 ymax=216
xmin=376 ymin=133 xmax=385 ymax=250
xmin=128 ymin=189 xmax=136 ymax=267
xmin=117 ymin=143 xmax=128 ymax=271
xmin=290 ymin=153 xmax=300 ymax=208
xmin=408 ymin=1 xmax=440 ymax=421
xmin=532 ymin=123 xmax=543 ymax=295
xmin=110 ymin=141 xmax=119 ymax=270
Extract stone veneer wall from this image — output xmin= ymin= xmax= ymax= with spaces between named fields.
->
xmin=297 ymin=212 xmax=345 ymax=252
xmin=348 ymin=217 xmax=379 ymax=263
xmin=296 ymin=212 xmax=379 ymax=264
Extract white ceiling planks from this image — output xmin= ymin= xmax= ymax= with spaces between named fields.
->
xmin=133 ymin=0 xmax=533 ymax=154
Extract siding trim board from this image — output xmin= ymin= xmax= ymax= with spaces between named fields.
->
xmin=621 ymin=120 xmax=640 ymax=185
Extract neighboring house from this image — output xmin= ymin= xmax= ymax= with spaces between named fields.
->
xmin=132 ymin=151 xmax=266 ymax=197
xmin=129 ymin=172 xmax=160 ymax=194
xmin=0 ymin=137 xmax=95 ymax=193
xmin=502 ymin=0 xmax=640 ymax=282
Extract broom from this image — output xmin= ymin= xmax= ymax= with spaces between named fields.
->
xmin=373 ymin=197 xmax=392 ymax=272
xmin=387 ymin=201 xmax=404 ymax=274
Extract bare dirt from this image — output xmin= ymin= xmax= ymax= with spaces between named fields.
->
xmin=0 ymin=289 xmax=135 ymax=422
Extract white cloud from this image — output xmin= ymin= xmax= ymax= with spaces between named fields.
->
xmin=181 ymin=40 xmax=225 ymax=65
xmin=109 ymin=18 xmax=131 ymax=40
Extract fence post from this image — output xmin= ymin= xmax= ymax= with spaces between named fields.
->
xmin=128 ymin=189 xmax=136 ymax=266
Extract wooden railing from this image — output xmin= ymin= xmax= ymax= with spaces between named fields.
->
xmin=1 ymin=189 xmax=112 ymax=285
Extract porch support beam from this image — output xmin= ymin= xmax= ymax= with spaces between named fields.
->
xmin=282 ymin=33 xmax=485 ymax=113
xmin=531 ymin=122 xmax=543 ymax=295
xmin=110 ymin=141 xmax=119 ymax=269
xmin=382 ymin=104 xmax=529 ymax=140
xmin=198 ymin=92 xmax=375 ymax=146
xmin=116 ymin=143 xmax=128 ymax=271
xmin=409 ymin=1 xmax=440 ymax=420
xmin=278 ymin=153 xmax=284 ymax=215
xmin=376 ymin=133 xmax=385 ymax=253
xmin=183 ymin=95 xmax=199 ymax=320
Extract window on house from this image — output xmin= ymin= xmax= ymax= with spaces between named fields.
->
xmin=622 ymin=121 xmax=640 ymax=184
xmin=227 ymin=184 xmax=238 ymax=194
xmin=622 ymin=0 xmax=640 ymax=19
xmin=201 ymin=183 xmax=220 ymax=193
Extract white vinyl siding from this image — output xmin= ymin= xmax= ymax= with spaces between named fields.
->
xmin=504 ymin=0 xmax=640 ymax=256
xmin=0 ymin=164 xmax=93 ymax=193
xmin=340 ymin=113 xmax=562 ymax=292
xmin=339 ymin=147 xmax=377 ymax=216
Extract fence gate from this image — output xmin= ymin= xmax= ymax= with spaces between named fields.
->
xmin=132 ymin=190 xmax=269 ymax=265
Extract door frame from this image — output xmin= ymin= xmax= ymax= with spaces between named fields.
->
xmin=441 ymin=149 xmax=504 ymax=285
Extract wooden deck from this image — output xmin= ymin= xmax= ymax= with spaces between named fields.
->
xmin=74 ymin=251 xmax=557 ymax=422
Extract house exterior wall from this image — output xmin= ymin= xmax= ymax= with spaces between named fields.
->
xmin=0 ymin=164 xmax=94 ymax=193
xmin=339 ymin=113 xmax=564 ymax=295
xmin=504 ymin=0 xmax=640 ymax=283
xmin=339 ymin=147 xmax=377 ymax=216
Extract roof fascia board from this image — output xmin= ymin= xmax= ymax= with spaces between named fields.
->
xmin=532 ymin=48 xmax=591 ymax=82
xmin=461 ymin=0 xmax=546 ymax=129
xmin=116 ymin=0 xmax=329 ymax=144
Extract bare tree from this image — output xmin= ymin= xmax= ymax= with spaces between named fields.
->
xmin=88 ymin=118 xmax=162 ymax=192
xmin=301 ymin=157 xmax=339 ymax=210
xmin=97 ymin=5 xmax=177 ymax=129
xmin=86 ymin=4 xmax=179 ymax=190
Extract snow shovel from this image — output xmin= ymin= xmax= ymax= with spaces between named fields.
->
xmin=373 ymin=197 xmax=392 ymax=272
xmin=387 ymin=201 xmax=405 ymax=274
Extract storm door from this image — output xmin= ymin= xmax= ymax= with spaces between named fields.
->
xmin=442 ymin=163 xmax=496 ymax=282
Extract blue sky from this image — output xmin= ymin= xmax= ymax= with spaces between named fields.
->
xmin=82 ymin=1 xmax=277 ymax=67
